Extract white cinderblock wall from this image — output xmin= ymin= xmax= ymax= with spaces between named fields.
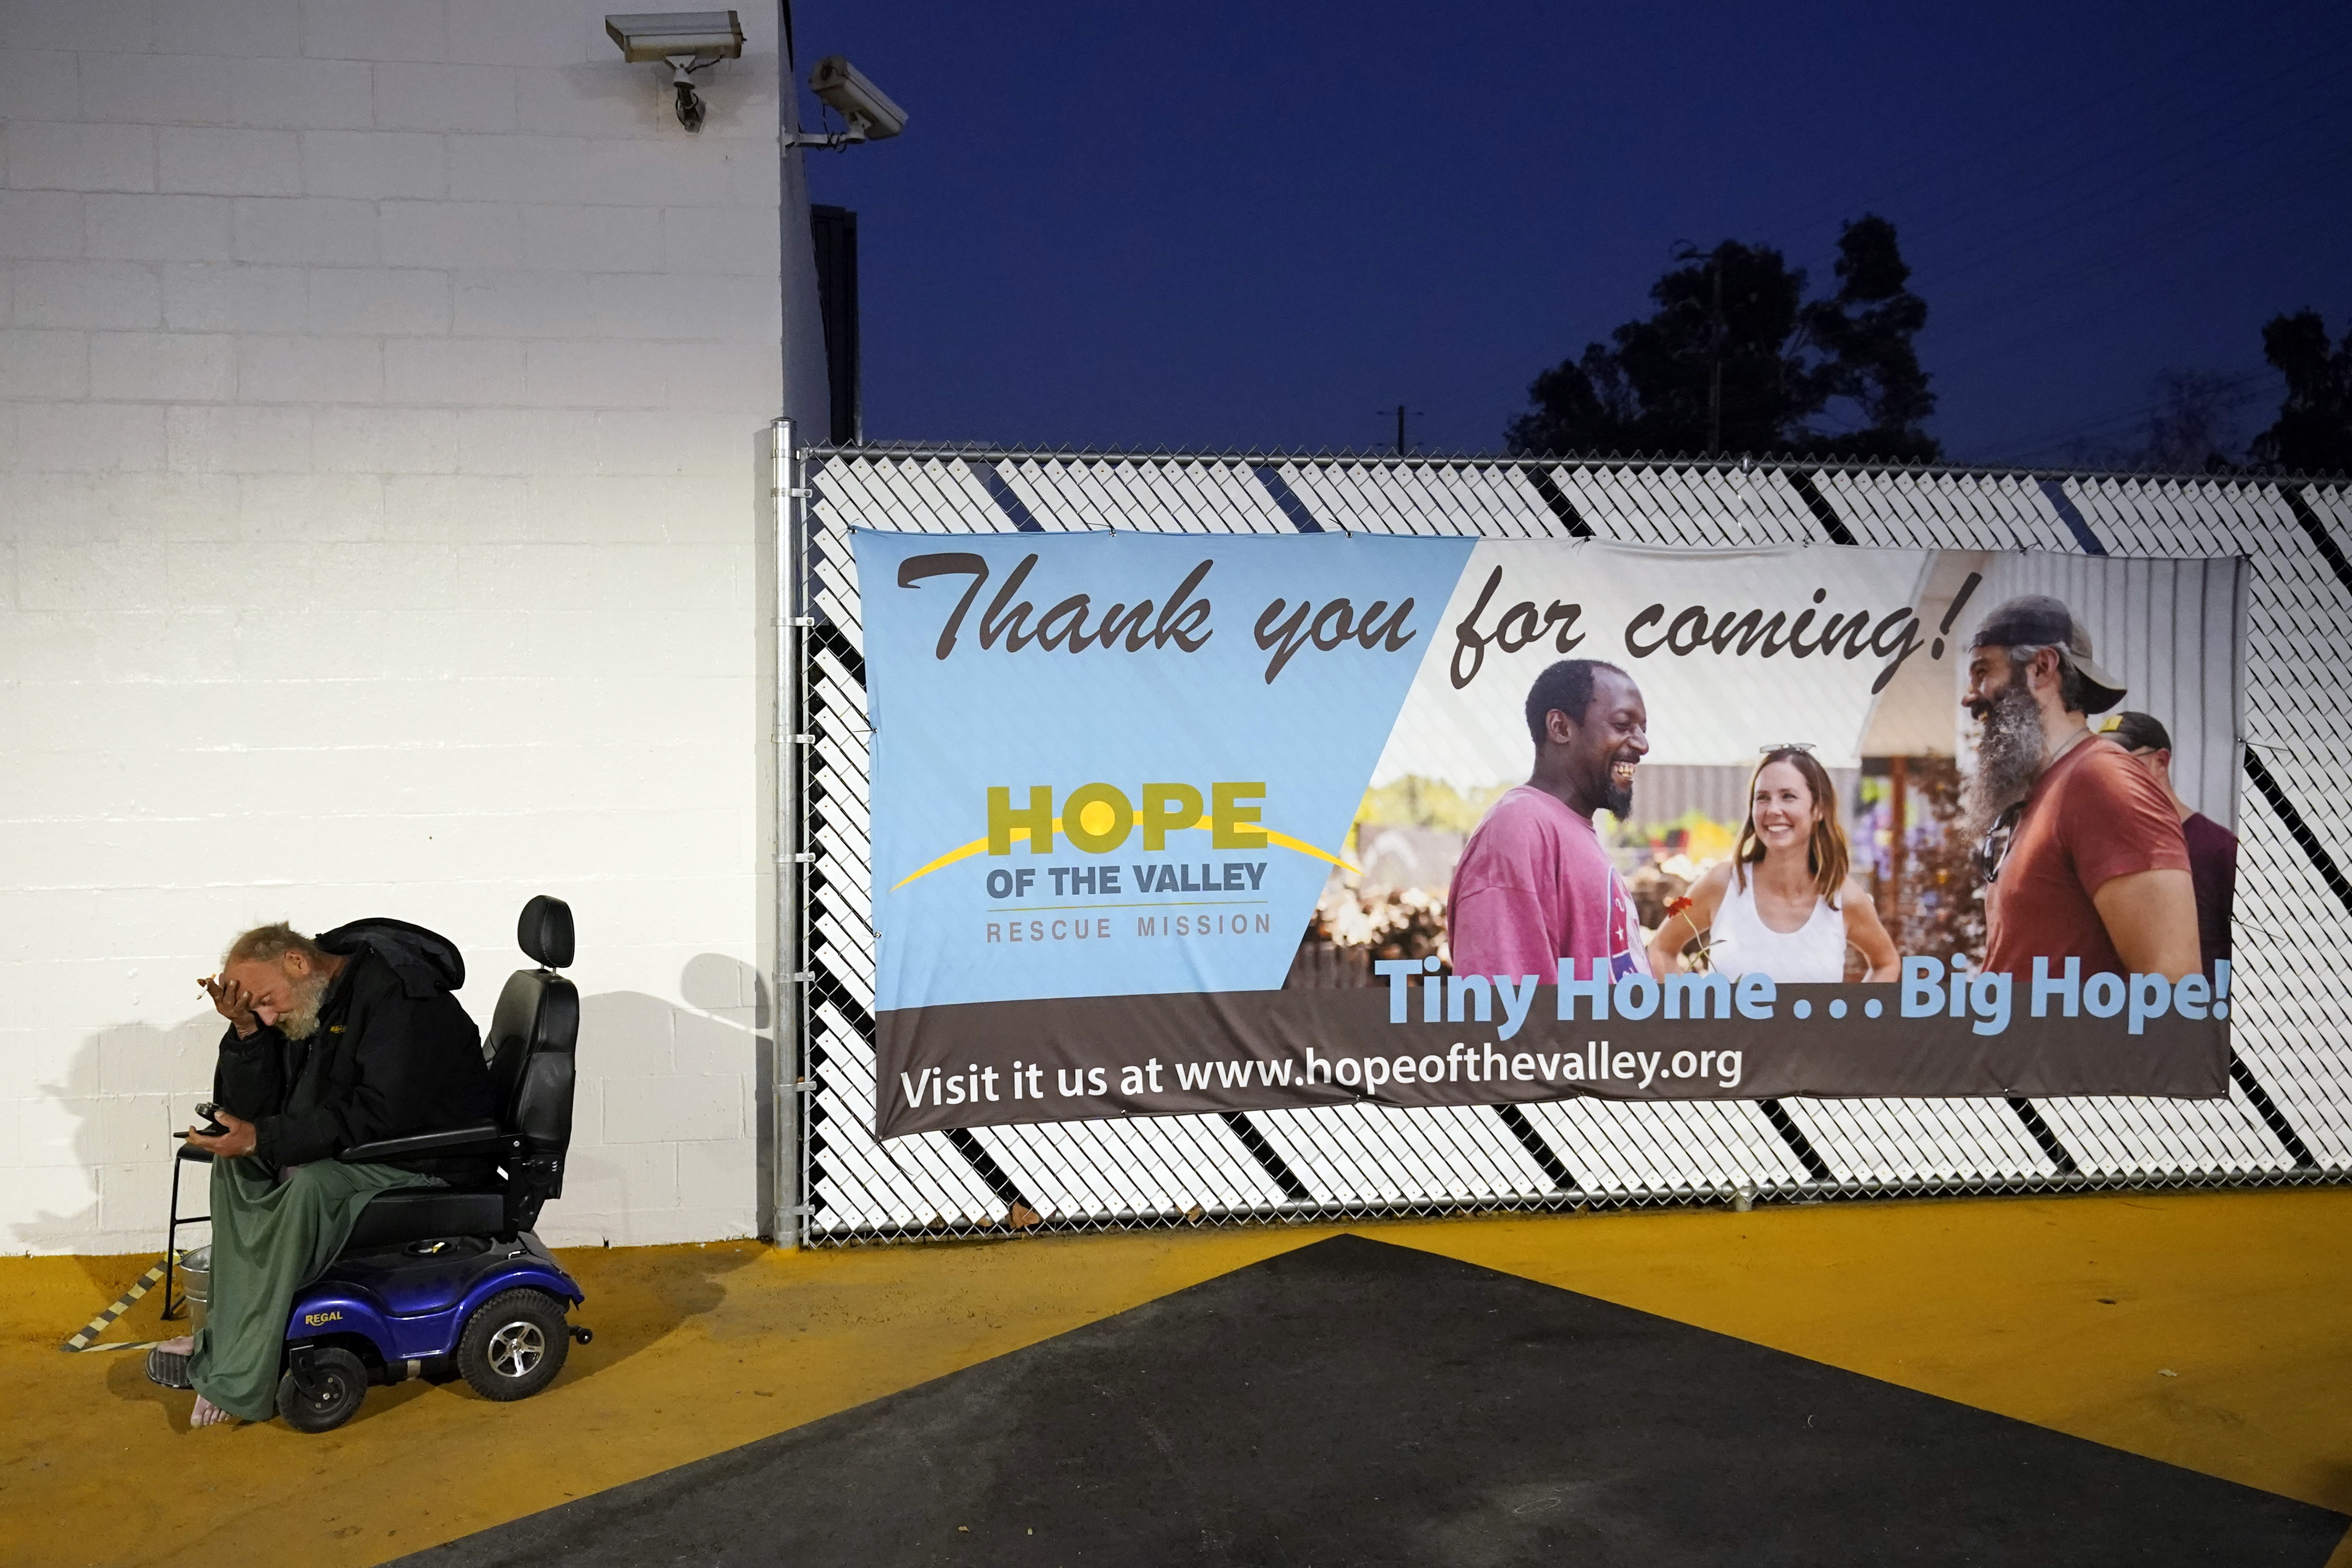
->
xmin=0 ymin=0 xmax=791 ymax=1252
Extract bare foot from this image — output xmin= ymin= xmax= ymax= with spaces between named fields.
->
xmin=156 ymin=1335 xmax=193 ymax=1355
xmin=190 ymin=1395 xmax=235 ymax=1428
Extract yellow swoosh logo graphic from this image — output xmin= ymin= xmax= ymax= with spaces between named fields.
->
xmin=890 ymin=813 xmax=1358 ymax=892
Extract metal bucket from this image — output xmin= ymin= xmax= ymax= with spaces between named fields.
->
xmin=177 ymin=1245 xmax=210 ymax=1338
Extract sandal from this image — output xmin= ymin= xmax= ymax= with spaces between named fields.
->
xmin=145 ymin=1347 xmax=193 ymax=1389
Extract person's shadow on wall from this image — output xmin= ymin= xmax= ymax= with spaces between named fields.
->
xmin=17 ymin=1013 xmax=224 ymax=1294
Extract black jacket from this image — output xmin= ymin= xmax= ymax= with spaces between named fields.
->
xmin=213 ymin=919 xmax=498 ymax=1183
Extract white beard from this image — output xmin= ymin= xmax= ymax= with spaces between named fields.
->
xmin=1967 ymin=683 xmax=2045 ymax=835
xmin=275 ymin=969 xmax=332 ymax=1040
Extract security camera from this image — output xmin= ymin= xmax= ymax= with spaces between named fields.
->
xmin=605 ymin=11 xmax=744 ymax=133
xmin=605 ymin=11 xmax=743 ymax=63
xmin=809 ymin=56 xmax=907 ymax=141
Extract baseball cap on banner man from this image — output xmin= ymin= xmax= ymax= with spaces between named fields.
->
xmin=2100 ymin=711 xmax=2172 ymax=752
xmin=1968 ymin=595 xmax=2128 ymax=714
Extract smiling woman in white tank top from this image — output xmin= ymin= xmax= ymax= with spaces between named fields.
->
xmin=1647 ymin=747 xmax=1901 ymax=985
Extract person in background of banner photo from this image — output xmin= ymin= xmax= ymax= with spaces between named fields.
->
xmin=1646 ymin=746 xmax=1899 ymax=984
xmin=2101 ymin=710 xmax=2238 ymax=971
xmin=1964 ymin=596 xmax=2200 ymax=981
xmin=1448 ymin=659 xmax=1649 ymax=985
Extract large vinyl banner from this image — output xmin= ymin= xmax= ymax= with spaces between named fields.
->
xmin=856 ymin=531 xmax=2243 ymax=1138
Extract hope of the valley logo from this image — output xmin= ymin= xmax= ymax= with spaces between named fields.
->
xmin=890 ymin=779 xmax=1354 ymax=894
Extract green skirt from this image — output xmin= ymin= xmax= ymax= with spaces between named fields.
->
xmin=188 ymin=1157 xmax=439 ymax=1421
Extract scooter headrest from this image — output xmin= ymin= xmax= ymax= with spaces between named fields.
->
xmin=517 ymin=895 xmax=574 ymax=970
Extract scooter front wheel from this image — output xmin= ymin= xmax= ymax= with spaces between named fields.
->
xmin=276 ymin=1346 xmax=368 ymax=1433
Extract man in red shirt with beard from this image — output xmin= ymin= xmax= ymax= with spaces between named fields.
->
xmin=1961 ymin=596 xmax=2199 ymax=982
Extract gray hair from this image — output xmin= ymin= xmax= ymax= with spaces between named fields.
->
xmin=223 ymin=922 xmax=329 ymax=970
xmin=2007 ymin=643 xmax=2095 ymax=716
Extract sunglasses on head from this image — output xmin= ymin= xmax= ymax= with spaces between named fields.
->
xmin=1759 ymin=741 xmax=1815 ymax=754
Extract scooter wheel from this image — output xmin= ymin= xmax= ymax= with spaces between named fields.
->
xmin=276 ymin=1347 xmax=368 ymax=1433
xmin=455 ymin=1288 xmax=570 ymax=1402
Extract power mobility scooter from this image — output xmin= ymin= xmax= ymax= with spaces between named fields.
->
xmin=173 ymin=895 xmax=589 ymax=1432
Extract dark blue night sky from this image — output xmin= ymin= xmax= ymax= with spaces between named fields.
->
xmin=798 ymin=0 xmax=2352 ymax=465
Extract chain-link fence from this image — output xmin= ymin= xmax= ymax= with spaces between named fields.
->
xmin=779 ymin=435 xmax=2352 ymax=1246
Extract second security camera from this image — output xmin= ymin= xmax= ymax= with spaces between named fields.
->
xmin=810 ymin=56 xmax=907 ymax=141
xmin=605 ymin=11 xmax=744 ymax=133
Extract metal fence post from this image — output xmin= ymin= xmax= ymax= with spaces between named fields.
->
xmin=771 ymin=416 xmax=808 ymax=1245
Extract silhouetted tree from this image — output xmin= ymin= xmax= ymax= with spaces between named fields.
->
xmin=2249 ymin=310 xmax=2352 ymax=474
xmin=1797 ymin=216 xmax=1938 ymax=463
xmin=1507 ymin=216 xmax=1938 ymax=463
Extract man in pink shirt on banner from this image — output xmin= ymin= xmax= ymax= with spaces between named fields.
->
xmin=1448 ymin=659 xmax=1650 ymax=987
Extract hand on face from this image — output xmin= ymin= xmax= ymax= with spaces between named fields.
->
xmin=199 ymin=973 xmax=260 ymax=1035
xmin=206 ymin=957 xmax=305 ymax=1031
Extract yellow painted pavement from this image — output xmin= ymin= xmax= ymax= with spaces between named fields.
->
xmin=5 ymin=1188 xmax=2350 ymax=1567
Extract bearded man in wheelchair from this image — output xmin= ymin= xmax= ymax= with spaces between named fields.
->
xmin=151 ymin=919 xmax=498 ymax=1427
